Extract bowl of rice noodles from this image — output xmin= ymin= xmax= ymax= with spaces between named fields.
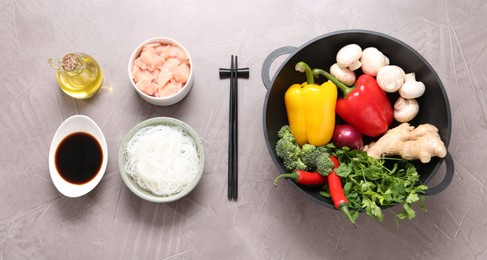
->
xmin=118 ymin=117 xmax=205 ymax=202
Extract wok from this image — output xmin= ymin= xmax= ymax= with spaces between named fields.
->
xmin=261 ymin=30 xmax=454 ymax=209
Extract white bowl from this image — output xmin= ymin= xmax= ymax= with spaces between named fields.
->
xmin=128 ymin=37 xmax=194 ymax=106
xmin=118 ymin=117 xmax=205 ymax=203
xmin=48 ymin=115 xmax=108 ymax=197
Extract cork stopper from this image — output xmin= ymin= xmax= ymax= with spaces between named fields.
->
xmin=61 ymin=54 xmax=80 ymax=71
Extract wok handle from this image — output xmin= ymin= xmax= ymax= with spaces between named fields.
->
xmin=424 ymin=152 xmax=454 ymax=196
xmin=261 ymin=46 xmax=297 ymax=89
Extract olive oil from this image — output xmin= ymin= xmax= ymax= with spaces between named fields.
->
xmin=49 ymin=53 xmax=103 ymax=99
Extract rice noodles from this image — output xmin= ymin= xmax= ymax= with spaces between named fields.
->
xmin=124 ymin=124 xmax=200 ymax=196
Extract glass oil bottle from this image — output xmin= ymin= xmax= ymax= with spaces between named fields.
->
xmin=48 ymin=53 xmax=103 ymax=99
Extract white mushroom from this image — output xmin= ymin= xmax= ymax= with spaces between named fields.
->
xmin=394 ymin=97 xmax=419 ymax=123
xmin=336 ymin=44 xmax=362 ymax=71
xmin=376 ymin=65 xmax=406 ymax=93
xmin=398 ymin=73 xmax=425 ymax=99
xmin=360 ymin=47 xmax=390 ymax=76
xmin=330 ymin=63 xmax=356 ymax=86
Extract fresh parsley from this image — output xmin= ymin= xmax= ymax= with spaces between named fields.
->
xmin=329 ymin=145 xmax=428 ymax=223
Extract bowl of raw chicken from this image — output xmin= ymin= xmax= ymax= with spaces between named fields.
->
xmin=128 ymin=37 xmax=194 ymax=106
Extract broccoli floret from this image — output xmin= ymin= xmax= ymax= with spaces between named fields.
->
xmin=316 ymin=153 xmax=334 ymax=176
xmin=300 ymin=144 xmax=317 ymax=169
xmin=275 ymin=126 xmax=306 ymax=171
xmin=277 ymin=125 xmax=295 ymax=141
xmin=275 ymin=125 xmax=334 ymax=173
xmin=301 ymin=144 xmax=331 ymax=171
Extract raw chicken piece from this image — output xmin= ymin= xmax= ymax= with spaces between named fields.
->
xmin=151 ymin=69 xmax=160 ymax=82
xmin=156 ymin=82 xmax=179 ymax=97
xmin=136 ymin=81 xmax=158 ymax=96
xmin=173 ymin=63 xmax=190 ymax=83
xmin=143 ymin=42 xmax=161 ymax=50
xmin=167 ymin=46 xmax=188 ymax=60
xmin=140 ymin=48 xmax=164 ymax=71
xmin=160 ymin=58 xmax=180 ymax=72
xmin=133 ymin=57 xmax=147 ymax=70
xmin=155 ymin=45 xmax=168 ymax=56
xmin=131 ymin=64 xmax=141 ymax=80
xmin=157 ymin=70 xmax=173 ymax=87
xmin=172 ymin=80 xmax=183 ymax=91
xmin=133 ymin=69 xmax=154 ymax=84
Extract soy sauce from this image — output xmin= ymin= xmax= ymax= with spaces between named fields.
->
xmin=55 ymin=132 xmax=103 ymax=185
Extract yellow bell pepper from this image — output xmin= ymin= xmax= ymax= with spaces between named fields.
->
xmin=285 ymin=62 xmax=337 ymax=146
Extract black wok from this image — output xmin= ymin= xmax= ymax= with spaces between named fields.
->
xmin=261 ymin=30 xmax=454 ymax=209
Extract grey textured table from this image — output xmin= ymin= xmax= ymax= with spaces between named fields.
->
xmin=1 ymin=1 xmax=486 ymax=259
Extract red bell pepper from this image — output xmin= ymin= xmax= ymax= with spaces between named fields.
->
xmin=313 ymin=69 xmax=393 ymax=137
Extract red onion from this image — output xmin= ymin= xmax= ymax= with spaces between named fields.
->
xmin=333 ymin=124 xmax=363 ymax=150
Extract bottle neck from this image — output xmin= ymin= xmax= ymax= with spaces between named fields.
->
xmin=48 ymin=54 xmax=86 ymax=74
xmin=62 ymin=54 xmax=82 ymax=71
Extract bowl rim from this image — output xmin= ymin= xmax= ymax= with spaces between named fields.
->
xmin=118 ymin=117 xmax=205 ymax=203
xmin=128 ymin=36 xmax=194 ymax=102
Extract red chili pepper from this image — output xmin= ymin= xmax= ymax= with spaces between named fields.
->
xmin=328 ymin=156 xmax=357 ymax=226
xmin=273 ymin=170 xmax=327 ymax=186
xmin=313 ymin=70 xmax=393 ymax=137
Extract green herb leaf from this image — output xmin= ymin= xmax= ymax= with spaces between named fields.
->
xmin=319 ymin=190 xmax=330 ymax=198
xmin=402 ymin=203 xmax=415 ymax=219
xmin=326 ymin=145 xmax=428 ymax=223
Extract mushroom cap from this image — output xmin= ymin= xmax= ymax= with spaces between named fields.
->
xmin=376 ymin=65 xmax=406 ymax=93
xmin=330 ymin=63 xmax=356 ymax=86
xmin=398 ymin=73 xmax=426 ymax=99
xmin=394 ymin=97 xmax=419 ymax=123
xmin=336 ymin=44 xmax=362 ymax=70
xmin=361 ymin=47 xmax=390 ymax=76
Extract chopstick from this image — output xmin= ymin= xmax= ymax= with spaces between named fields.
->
xmin=219 ymin=56 xmax=249 ymax=201
xmin=232 ymin=56 xmax=239 ymax=200
xmin=228 ymin=55 xmax=236 ymax=199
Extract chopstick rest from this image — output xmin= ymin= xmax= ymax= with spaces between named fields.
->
xmin=219 ymin=56 xmax=249 ymax=201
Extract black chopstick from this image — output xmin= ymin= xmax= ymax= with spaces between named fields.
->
xmin=232 ymin=56 xmax=238 ymax=200
xmin=228 ymin=55 xmax=235 ymax=199
xmin=219 ymin=56 xmax=249 ymax=201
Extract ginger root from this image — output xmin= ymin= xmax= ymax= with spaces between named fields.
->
xmin=364 ymin=123 xmax=447 ymax=163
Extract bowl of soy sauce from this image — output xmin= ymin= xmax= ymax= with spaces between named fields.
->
xmin=48 ymin=115 xmax=108 ymax=197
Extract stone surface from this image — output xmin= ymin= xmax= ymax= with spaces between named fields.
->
xmin=1 ymin=0 xmax=486 ymax=259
